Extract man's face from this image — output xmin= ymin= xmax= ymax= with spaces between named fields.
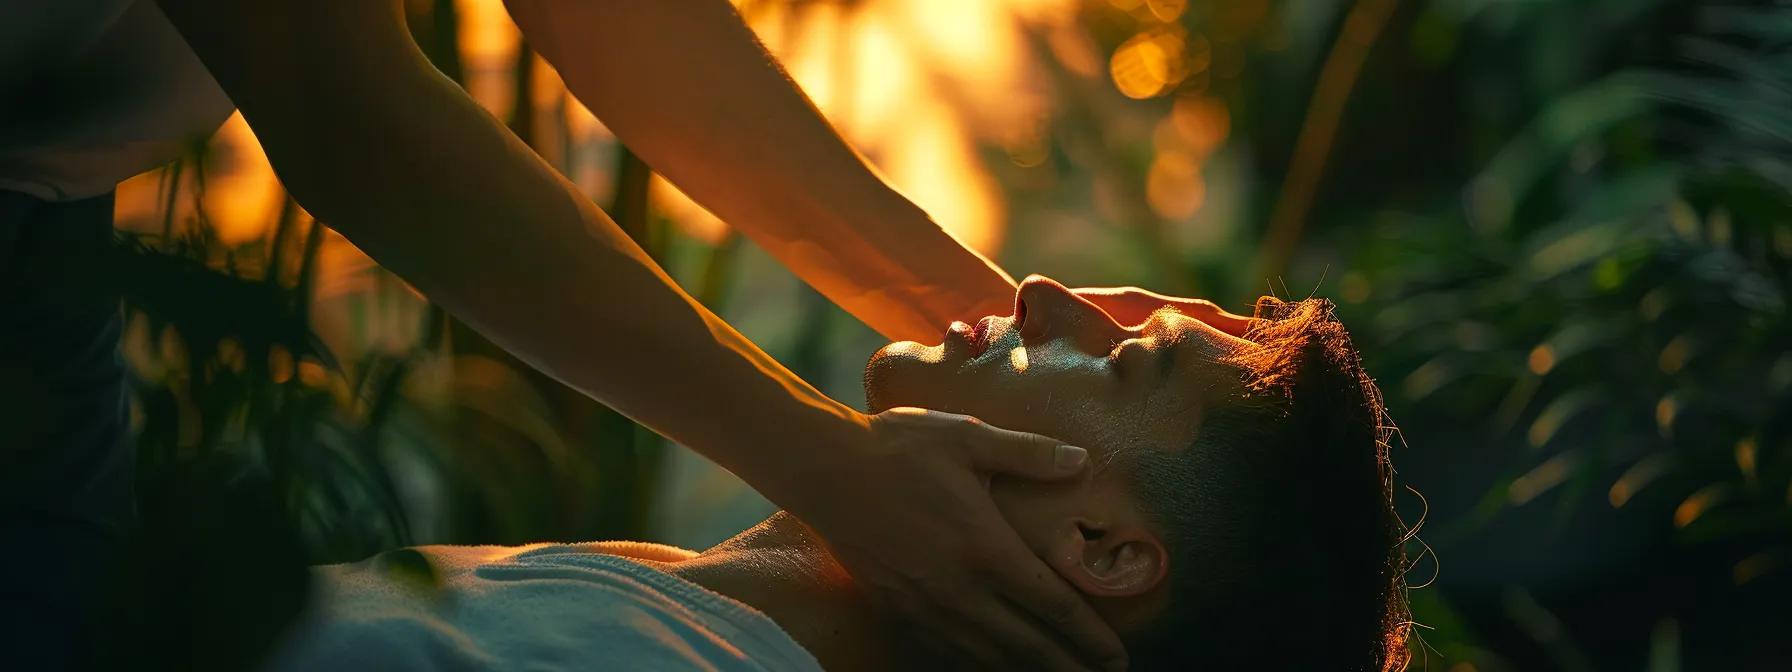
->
xmin=863 ymin=276 xmax=1259 ymax=606
xmin=864 ymin=275 xmax=1254 ymax=465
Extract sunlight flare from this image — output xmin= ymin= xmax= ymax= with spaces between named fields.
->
xmin=1008 ymin=346 xmax=1029 ymax=372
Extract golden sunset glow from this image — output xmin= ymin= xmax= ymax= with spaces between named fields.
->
xmin=117 ymin=0 xmax=1240 ymax=281
xmin=1146 ymin=149 xmax=1204 ymax=220
xmin=456 ymin=0 xmax=523 ymax=116
xmin=650 ymin=176 xmax=728 ymax=245
xmin=199 ymin=115 xmax=284 ymax=245
xmin=743 ymin=0 xmax=1052 ymax=254
xmin=114 ymin=112 xmax=282 ymax=245
xmin=107 ymin=0 xmax=1246 ymax=388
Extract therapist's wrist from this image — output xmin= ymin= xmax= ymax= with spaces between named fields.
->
xmin=864 ymin=191 xmax=1016 ymax=322
xmin=730 ymin=395 xmax=875 ymax=512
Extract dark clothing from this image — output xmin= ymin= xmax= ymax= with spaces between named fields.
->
xmin=0 ymin=0 xmax=233 ymax=201
xmin=0 ymin=190 xmax=132 ymax=669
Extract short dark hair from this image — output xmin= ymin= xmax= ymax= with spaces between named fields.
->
xmin=1123 ymin=296 xmax=1411 ymax=671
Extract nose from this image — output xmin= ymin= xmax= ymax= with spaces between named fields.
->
xmin=1014 ymin=275 xmax=1131 ymax=354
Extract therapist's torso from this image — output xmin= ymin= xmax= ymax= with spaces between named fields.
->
xmin=0 ymin=0 xmax=232 ymax=202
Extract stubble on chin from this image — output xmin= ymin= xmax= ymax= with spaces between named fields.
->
xmin=861 ymin=349 xmax=897 ymax=413
xmin=861 ymin=341 xmax=936 ymax=413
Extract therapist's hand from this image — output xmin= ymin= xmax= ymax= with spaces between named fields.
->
xmin=780 ymin=407 xmax=1127 ymax=672
xmin=1073 ymin=286 xmax=1256 ymax=336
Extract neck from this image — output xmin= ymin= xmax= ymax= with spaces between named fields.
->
xmin=652 ymin=512 xmax=932 ymax=671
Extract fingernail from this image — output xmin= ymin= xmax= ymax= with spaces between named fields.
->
xmin=1055 ymin=445 xmax=1088 ymax=472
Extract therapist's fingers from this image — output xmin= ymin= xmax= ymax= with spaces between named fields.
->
xmin=959 ymin=417 xmax=1089 ymax=481
xmin=954 ymin=592 xmax=1105 ymax=672
xmin=917 ymin=610 xmax=1010 ymax=672
xmin=1068 ymin=286 xmax=1165 ymax=326
xmin=912 ymin=564 xmax=1098 ymax=672
xmin=1173 ymin=297 xmax=1255 ymax=336
xmin=991 ymin=546 xmax=1129 ymax=672
xmin=924 ymin=412 xmax=1123 ymax=669
xmin=809 ymin=406 xmax=1125 ymax=669
xmin=1074 ymin=286 xmax=1255 ymax=337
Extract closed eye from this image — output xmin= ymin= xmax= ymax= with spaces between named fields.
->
xmin=1111 ymin=336 xmax=1179 ymax=385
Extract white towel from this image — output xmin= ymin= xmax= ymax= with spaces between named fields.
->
xmin=264 ymin=543 xmax=823 ymax=672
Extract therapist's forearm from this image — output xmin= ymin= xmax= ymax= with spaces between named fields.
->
xmin=505 ymin=0 xmax=1016 ymax=342
xmin=152 ymin=0 xmax=866 ymax=489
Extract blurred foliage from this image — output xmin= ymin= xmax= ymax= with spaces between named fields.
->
xmin=111 ymin=0 xmax=1790 ymax=669
xmin=1286 ymin=1 xmax=1792 ymax=669
xmin=120 ymin=208 xmax=406 ymax=562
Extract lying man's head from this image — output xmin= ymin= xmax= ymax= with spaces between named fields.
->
xmin=864 ymin=275 xmax=1410 ymax=671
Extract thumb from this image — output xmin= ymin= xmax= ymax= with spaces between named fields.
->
xmin=965 ymin=423 xmax=1089 ymax=480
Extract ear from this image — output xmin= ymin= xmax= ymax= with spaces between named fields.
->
xmin=1043 ymin=519 xmax=1168 ymax=597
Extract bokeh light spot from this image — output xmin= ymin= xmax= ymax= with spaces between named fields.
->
xmin=1109 ymin=29 xmax=1197 ymax=99
xmin=1734 ymin=552 xmax=1781 ymax=586
xmin=1528 ymin=345 xmax=1555 ymax=375
xmin=1655 ymin=395 xmax=1678 ymax=437
xmin=1170 ymin=95 xmax=1231 ymax=155
xmin=1339 ymin=273 xmax=1371 ymax=303
xmin=1735 ymin=436 xmax=1757 ymax=480
xmin=1674 ymin=484 xmax=1728 ymax=528
xmin=297 ymin=359 xmax=329 ymax=388
xmin=1658 ymin=335 xmax=1690 ymax=374
xmin=1609 ymin=454 xmax=1670 ymax=508
xmin=1146 ymin=150 xmax=1205 ymax=219
xmin=269 ymin=345 xmax=294 ymax=385
xmin=1509 ymin=453 xmax=1574 ymax=505
xmin=1146 ymin=0 xmax=1187 ymax=22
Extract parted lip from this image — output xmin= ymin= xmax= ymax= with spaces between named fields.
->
xmin=969 ymin=316 xmax=999 ymax=358
xmin=943 ymin=320 xmax=977 ymax=359
xmin=941 ymin=291 xmax=1034 ymax=361
xmin=943 ymin=315 xmax=1003 ymax=360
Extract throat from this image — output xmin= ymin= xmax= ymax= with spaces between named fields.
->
xmin=661 ymin=512 xmax=932 ymax=671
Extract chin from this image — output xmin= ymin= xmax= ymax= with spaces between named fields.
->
xmin=861 ymin=341 xmax=930 ymax=413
